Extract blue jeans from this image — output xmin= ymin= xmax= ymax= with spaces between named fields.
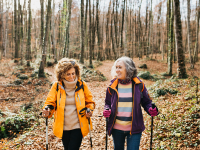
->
xmin=112 ymin=129 xmax=142 ymax=150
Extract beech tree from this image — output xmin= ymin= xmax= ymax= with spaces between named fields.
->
xmin=173 ymin=0 xmax=187 ymax=78
xmin=39 ymin=0 xmax=51 ymax=77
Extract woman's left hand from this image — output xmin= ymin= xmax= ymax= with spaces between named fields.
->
xmin=148 ymin=107 xmax=158 ymax=116
xmin=86 ymin=111 xmax=92 ymax=118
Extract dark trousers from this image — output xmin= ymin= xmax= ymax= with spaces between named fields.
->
xmin=62 ymin=129 xmax=83 ymax=150
xmin=112 ymin=129 xmax=142 ymax=150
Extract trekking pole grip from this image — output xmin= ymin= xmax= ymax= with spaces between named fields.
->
xmin=151 ymin=102 xmax=156 ymax=109
xmin=105 ymin=108 xmax=109 ymax=121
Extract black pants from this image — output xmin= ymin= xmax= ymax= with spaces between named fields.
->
xmin=62 ymin=129 xmax=83 ymax=150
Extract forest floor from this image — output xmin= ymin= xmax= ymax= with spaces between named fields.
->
xmin=0 ymin=54 xmax=200 ymax=150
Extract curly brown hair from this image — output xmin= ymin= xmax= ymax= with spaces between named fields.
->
xmin=55 ymin=58 xmax=81 ymax=81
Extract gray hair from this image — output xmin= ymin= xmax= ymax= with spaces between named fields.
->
xmin=111 ymin=56 xmax=137 ymax=80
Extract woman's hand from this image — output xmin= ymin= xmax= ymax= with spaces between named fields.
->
xmin=148 ymin=107 xmax=158 ymax=116
xmin=103 ymin=109 xmax=111 ymax=118
xmin=42 ymin=108 xmax=50 ymax=118
xmin=86 ymin=110 xmax=92 ymax=118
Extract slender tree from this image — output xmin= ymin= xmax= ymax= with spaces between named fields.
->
xmin=147 ymin=0 xmax=152 ymax=58
xmin=89 ymin=0 xmax=93 ymax=66
xmin=105 ymin=0 xmax=111 ymax=60
xmin=39 ymin=0 xmax=52 ymax=77
xmin=96 ymin=0 xmax=102 ymax=61
xmin=173 ymin=0 xmax=187 ymax=78
xmin=115 ymin=0 xmax=119 ymax=57
xmin=52 ymin=0 xmax=56 ymax=62
xmin=167 ymin=0 xmax=173 ymax=76
xmin=84 ymin=0 xmax=88 ymax=57
xmin=26 ymin=0 xmax=31 ymax=66
xmin=80 ymin=0 xmax=85 ymax=63
xmin=194 ymin=0 xmax=200 ymax=63
xmin=20 ymin=0 xmax=26 ymax=65
xmin=40 ymin=0 xmax=44 ymax=51
xmin=137 ymin=0 xmax=142 ymax=59
xmin=0 ymin=0 xmax=2 ymax=58
xmin=64 ymin=0 xmax=72 ymax=58
xmin=111 ymin=0 xmax=117 ymax=59
xmin=4 ymin=0 xmax=9 ymax=57
xmin=187 ymin=0 xmax=193 ymax=68
xmin=14 ymin=0 xmax=19 ymax=63
xmin=120 ymin=0 xmax=125 ymax=56
xmin=91 ymin=0 xmax=95 ymax=59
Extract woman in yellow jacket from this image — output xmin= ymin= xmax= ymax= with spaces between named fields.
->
xmin=42 ymin=58 xmax=95 ymax=150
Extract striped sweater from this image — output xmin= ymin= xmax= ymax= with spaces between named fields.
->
xmin=113 ymin=82 xmax=133 ymax=131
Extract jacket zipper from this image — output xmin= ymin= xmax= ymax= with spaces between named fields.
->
xmin=75 ymin=91 xmax=84 ymax=132
xmin=108 ymin=86 xmax=119 ymax=136
xmin=59 ymin=90 xmax=61 ymax=106
xmin=77 ymin=93 xmax=81 ymax=105
xmin=130 ymin=84 xmax=135 ymax=135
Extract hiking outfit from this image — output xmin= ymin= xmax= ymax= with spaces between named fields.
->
xmin=104 ymin=77 xmax=152 ymax=150
xmin=43 ymin=78 xmax=95 ymax=150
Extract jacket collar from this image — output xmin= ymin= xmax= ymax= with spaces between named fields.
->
xmin=110 ymin=77 xmax=141 ymax=89
xmin=58 ymin=78 xmax=83 ymax=91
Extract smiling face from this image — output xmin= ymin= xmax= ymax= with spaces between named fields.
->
xmin=116 ymin=60 xmax=126 ymax=80
xmin=64 ymin=67 xmax=76 ymax=82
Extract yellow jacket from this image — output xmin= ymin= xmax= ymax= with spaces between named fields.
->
xmin=43 ymin=79 xmax=95 ymax=138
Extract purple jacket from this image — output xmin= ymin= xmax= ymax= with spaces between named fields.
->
xmin=104 ymin=77 xmax=152 ymax=136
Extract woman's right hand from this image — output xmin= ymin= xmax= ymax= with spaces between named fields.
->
xmin=103 ymin=109 xmax=111 ymax=118
xmin=42 ymin=108 xmax=50 ymax=118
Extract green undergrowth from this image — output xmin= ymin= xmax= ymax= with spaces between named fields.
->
xmin=0 ymin=101 xmax=43 ymax=140
xmin=146 ymin=77 xmax=200 ymax=149
xmin=0 ymin=112 xmax=35 ymax=139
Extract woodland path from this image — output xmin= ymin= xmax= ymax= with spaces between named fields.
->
xmin=1 ymin=56 xmax=200 ymax=149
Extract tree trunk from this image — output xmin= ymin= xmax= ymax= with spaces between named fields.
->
xmin=115 ymin=0 xmax=119 ymax=57
xmin=39 ymin=0 xmax=52 ymax=77
xmin=51 ymin=0 xmax=56 ymax=62
xmin=14 ymin=0 xmax=19 ymax=63
xmin=0 ymin=0 xmax=2 ymax=59
xmin=20 ymin=0 xmax=26 ymax=65
xmin=89 ymin=0 xmax=92 ymax=66
xmin=26 ymin=0 xmax=31 ymax=67
xmin=120 ymin=0 xmax=125 ymax=56
xmin=158 ymin=1 xmax=162 ymax=54
xmin=111 ymin=0 xmax=116 ymax=59
xmin=147 ymin=0 xmax=152 ymax=58
xmin=194 ymin=0 xmax=200 ymax=63
xmin=84 ymin=0 xmax=88 ymax=58
xmin=167 ymin=0 xmax=173 ymax=76
xmin=96 ymin=0 xmax=102 ymax=61
xmin=173 ymin=0 xmax=187 ymax=78
xmin=80 ymin=0 xmax=85 ymax=63
xmin=4 ymin=2 xmax=9 ymax=58
xmin=40 ymin=0 xmax=44 ymax=51
xmin=64 ymin=0 xmax=72 ymax=58
xmin=105 ymin=1 xmax=111 ymax=60
xmin=187 ymin=0 xmax=193 ymax=68
xmin=138 ymin=1 xmax=142 ymax=59
xmin=145 ymin=0 xmax=148 ymax=56
xmin=124 ymin=0 xmax=128 ymax=56
xmin=57 ymin=4 xmax=61 ymax=59
xmin=91 ymin=0 xmax=95 ymax=60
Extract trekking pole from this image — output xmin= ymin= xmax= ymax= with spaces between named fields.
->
xmin=87 ymin=108 xmax=93 ymax=148
xmin=42 ymin=105 xmax=54 ymax=150
xmin=44 ymin=106 xmax=49 ymax=150
xmin=105 ymin=108 xmax=109 ymax=150
xmin=150 ymin=103 xmax=156 ymax=150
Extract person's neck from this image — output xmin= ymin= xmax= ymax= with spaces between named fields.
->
xmin=63 ymin=77 xmax=77 ymax=89
xmin=118 ymin=78 xmax=131 ymax=84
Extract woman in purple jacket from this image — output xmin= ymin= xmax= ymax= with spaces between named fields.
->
xmin=103 ymin=56 xmax=158 ymax=150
